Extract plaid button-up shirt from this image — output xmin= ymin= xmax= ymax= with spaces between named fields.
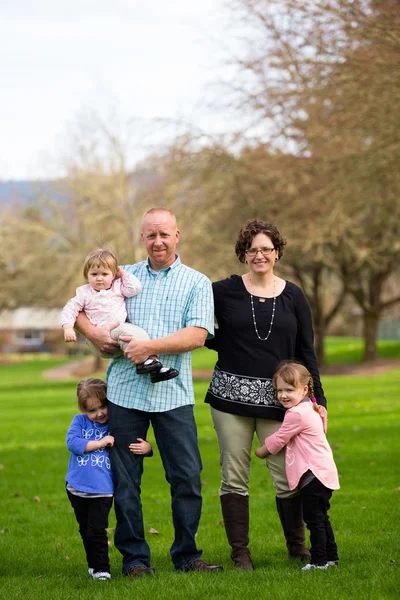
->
xmin=106 ymin=255 xmax=214 ymax=412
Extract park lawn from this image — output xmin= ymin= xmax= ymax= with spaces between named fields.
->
xmin=0 ymin=358 xmax=399 ymax=600
xmin=191 ymin=337 xmax=400 ymax=371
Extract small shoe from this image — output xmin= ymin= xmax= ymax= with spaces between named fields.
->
xmin=136 ymin=359 xmax=162 ymax=374
xmin=181 ymin=559 xmax=223 ymax=572
xmin=126 ymin=565 xmax=156 ymax=578
xmin=150 ymin=367 xmax=179 ymax=384
xmin=88 ymin=567 xmax=94 ymax=576
xmin=301 ymin=563 xmax=328 ymax=571
xmin=92 ymin=571 xmax=111 ymax=580
xmin=326 ymin=560 xmax=339 ymax=567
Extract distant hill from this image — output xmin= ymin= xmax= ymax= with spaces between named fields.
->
xmin=0 ymin=168 xmax=161 ymax=210
xmin=0 ymin=180 xmax=69 ymax=207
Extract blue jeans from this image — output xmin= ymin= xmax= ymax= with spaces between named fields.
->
xmin=108 ymin=402 xmax=203 ymax=573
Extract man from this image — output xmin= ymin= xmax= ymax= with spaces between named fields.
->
xmin=75 ymin=207 xmax=222 ymax=577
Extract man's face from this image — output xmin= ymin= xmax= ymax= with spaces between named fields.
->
xmin=141 ymin=210 xmax=180 ymax=271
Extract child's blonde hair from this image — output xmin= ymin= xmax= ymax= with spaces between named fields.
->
xmin=76 ymin=378 xmax=107 ymax=412
xmin=83 ymin=248 xmax=119 ymax=279
xmin=272 ymin=361 xmax=320 ymax=414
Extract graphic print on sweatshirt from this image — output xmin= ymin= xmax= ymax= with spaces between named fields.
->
xmin=76 ymin=426 xmax=111 ymax=469
xmin=82 ymin=427 xmax=106 ymax=441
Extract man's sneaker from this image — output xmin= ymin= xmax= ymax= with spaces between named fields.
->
xmin=150 ymin=367 xmax=179 ymax=384
xmin=88 ymin=568 xmax=94 ymax=576
xmin=180 ymin=559 xmax=223 ymax=572
xmin=326 ymin=560 xmax=339 ymax=567
xmin=92 ymin=571 xmax=111 ymax=580
xmin=126 ymin=565 xmax=156 ymax=578
xmin=301 ymin=563 xmax=328 ymax=571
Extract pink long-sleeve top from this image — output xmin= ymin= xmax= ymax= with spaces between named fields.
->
xmin=61 ymin=271 xmax=142 ymax=328
xmin=265 ymin=400 xmax=340 ymax=491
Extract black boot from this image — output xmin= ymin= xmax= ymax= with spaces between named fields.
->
xmin=220 ymin=494 xmax=254 ymax=570
xmin=276 ymin=495 xmax=311 ymax=561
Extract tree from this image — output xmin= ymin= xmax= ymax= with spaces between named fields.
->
xmin=222 ymin=0 xmax=400 ymax=360
xmin=1 ymin=201 xmax=64 ymax=309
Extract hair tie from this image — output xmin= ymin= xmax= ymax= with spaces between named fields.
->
xmin=311 ymin=397 xmax=317 ymax=403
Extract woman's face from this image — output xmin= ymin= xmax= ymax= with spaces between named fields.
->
xmin=245 ymin=233 xmax=278 ymax=276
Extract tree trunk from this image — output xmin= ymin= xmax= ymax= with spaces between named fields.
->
xmin=314 ymin=326 xmax=326 ymax=368
xmin=362 ymin=311 xmax=379 ymax=362
xmin=93 ymin=355 xmax=103 ymax=373
xmin=310 ymin=266 xmax=325 ymax=368
xmin=292 ymin=263 xmax=338 ymax=369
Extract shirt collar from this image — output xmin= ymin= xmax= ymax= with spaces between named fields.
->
xmin=145 ymin=254 xmax=181 ymax=276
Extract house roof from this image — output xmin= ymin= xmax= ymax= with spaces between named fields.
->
xmin=0 ymin=307 xmax=61 ymax=330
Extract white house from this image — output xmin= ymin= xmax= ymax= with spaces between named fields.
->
xmin=0 ymin=307 xmax=63 ymax=353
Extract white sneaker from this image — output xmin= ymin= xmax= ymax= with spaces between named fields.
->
xmin=301 ymin=563 xmax=328 ymax=571
xmin=326 ymin=560 xmax=339 ymax=567
xmin=88 ymin=568 xmax=94 ymax=576
xmin=92 ymin=571 xmax=111 ymax=580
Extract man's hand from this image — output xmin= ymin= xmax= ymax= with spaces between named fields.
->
xmin=87 ymin=322 xmax=121 ymax=356
xmin=319 ymin=405 xmax=328 ymax=434
xmin=120 ymin=336 xmax=152 ymax=365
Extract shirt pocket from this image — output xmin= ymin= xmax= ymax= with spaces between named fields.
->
xmin=154 ymin=287 xmax=189 ymax=334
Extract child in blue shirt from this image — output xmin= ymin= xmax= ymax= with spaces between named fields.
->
xmin=66 ymin=378 xmax=152 ymax=580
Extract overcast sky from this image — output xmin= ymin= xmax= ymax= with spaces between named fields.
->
xmin=0 ymin=0 xmax=234 ymax=180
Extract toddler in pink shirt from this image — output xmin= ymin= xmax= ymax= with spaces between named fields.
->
xmin=61 ymin=248 xmax=178 ymax=384
xmin=255 ymin=361 xmax=339 ymax=570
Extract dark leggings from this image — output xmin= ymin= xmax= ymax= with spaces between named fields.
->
xmin=67 ymin=489 xmax=113 ymax=573
xmin=300 ymin=477 xmax=338 ymax=565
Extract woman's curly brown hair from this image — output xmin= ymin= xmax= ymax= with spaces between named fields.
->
xmin=235 ymin=219 xmax=287 ymax=263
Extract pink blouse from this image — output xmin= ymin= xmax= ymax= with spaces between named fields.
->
xmin=61 ymin=272 xmax=142 ymax=329
xmin=265 ymin=400 xmax=340 ymax=491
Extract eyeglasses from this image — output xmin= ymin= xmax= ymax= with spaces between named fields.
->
xmin=245 ymin=247 xmax=276 ymax=257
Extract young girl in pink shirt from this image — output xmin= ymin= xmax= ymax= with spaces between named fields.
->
xmin=255 ymin=361 xmax=339 ymax=570
xmin=61 ymin=248 xmax=178 ymax=383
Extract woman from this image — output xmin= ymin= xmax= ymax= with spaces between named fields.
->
xmin=205 ymin=219 xmax=327 ymax=570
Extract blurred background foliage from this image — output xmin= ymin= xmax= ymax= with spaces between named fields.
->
xmin=2 ymin=0 xmax=399 ymax=364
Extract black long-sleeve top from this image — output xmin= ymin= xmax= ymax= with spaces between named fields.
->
xmin=205 ymin=275 xmax=326 ymax=420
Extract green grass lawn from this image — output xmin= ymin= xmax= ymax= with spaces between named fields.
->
xmin=0 ymin=354 xmax=399 ymax=599
xmin=191 ymin=337 xmax=400 ymax=371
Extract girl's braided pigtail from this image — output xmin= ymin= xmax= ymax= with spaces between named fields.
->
xmin=309 ymin=377 xmax=320 ymax=414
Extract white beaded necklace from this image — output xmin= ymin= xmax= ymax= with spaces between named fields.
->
xmin=248 ymin=275 xmax=276 ymax=341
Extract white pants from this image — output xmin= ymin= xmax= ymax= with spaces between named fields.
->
xmin=86 ymin=322 xmax=150 ymax=359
